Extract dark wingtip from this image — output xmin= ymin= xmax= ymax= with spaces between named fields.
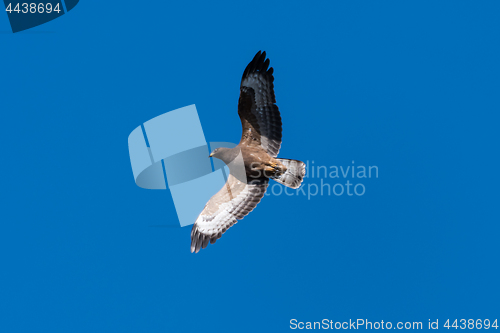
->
xmin=202 ymin=235 xmax=209 ymax=249
xmin=263 ymin=58 xmax=270 ymax=71
xmin=241 ymin=50 xmax=273 ymax=83
xmin=191 ymin=226 xmax=200 ymax=253
xmin=254 ymin=50 xmax=262 ymax=60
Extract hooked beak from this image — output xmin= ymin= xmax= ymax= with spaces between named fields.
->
xmin=209 ymin=152 xmax=214 ymax=158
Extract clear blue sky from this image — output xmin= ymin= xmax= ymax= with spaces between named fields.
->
xmin=1 ymin=1 xmax=499 ymax=332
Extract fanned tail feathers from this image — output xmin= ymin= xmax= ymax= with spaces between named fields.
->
xmin=273 ymin=159 xmax=306 ymax=189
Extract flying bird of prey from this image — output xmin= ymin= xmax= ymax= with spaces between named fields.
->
xmin=191 ymin=51 xmax=306 ymax=253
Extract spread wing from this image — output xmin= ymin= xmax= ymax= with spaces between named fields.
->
xmin=190 ymin=175 xmax=268 ymax=253
xmin=190 ymin=51 xmax=280 ymax=253
xmin=238 ymin=51 xmax=282 ymax=157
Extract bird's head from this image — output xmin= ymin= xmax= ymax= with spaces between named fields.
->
xmin=209 ymin=147 xmax=232 ymax=162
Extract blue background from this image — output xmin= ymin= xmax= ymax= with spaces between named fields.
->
xmin=1 ymin=1 xmax=499 ymax=332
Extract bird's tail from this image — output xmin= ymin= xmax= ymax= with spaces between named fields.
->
xmin=273 ymin=159 xmax=306 ymax=189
